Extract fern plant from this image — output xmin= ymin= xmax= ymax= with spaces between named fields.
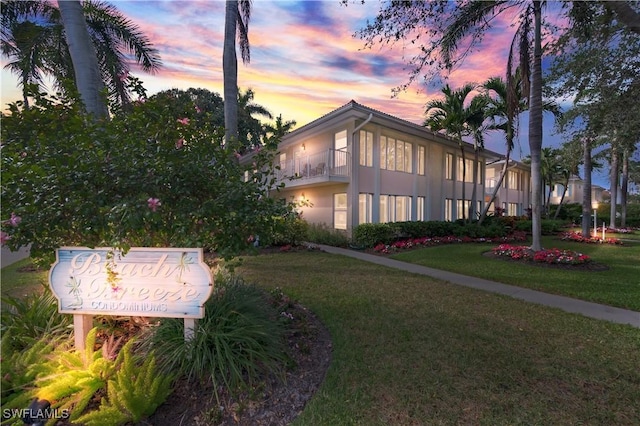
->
xmin=75 ymin=338 xmax=174 ymax=425
xmin=27 ymin=328 xmax=115 ymax=423
xmin=0 ymin=334 xmax=58 ymax=407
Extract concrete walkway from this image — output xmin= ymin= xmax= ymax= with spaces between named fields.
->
xmin=1 ymin=246 xmax=30 ymax=268
xmin=316 ymin=244 xmax=640 ymax=329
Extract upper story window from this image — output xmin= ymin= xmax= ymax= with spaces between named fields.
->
xmin=335 ymin=130 xmax=347 ymax=167
xmin=359 ymin=130 xmax=373 ymax=167
xmin=457 ymin=157 xmax=475 ymax=183
xmin=445 ymin=153 xmax=454 ymax=180
xmin=507 ymin=170 xmax=521 ymax=190
xmin=418 ymin=146 xmax=426 ymax=175
xmin=380 ymin=136 xmax=412 ymax=173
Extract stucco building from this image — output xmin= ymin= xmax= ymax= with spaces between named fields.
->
xmin=267 ymin=100 xmax=532 ymax=235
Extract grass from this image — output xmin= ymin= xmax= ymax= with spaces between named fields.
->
xmin=390 ymin=235 xmax=640 ymax=311
xmin=237 ymin=251 xmax=640 ymax=425
xmin=1 ymin=258 xmax=48 ymax=299
xmin=2 ymin=236 xmax=639 ymax=424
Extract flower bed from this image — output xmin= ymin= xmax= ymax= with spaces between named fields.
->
xmin=372 ymin=231 xmax=527 ymax=254
xmin=559 ymin=232 xmax=622 ymax=245
xmin=492 ymin=244 xmax=591 ymax=265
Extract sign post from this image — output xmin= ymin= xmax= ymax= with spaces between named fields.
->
xmin=49 ymin=247 xmax=214 ymax=350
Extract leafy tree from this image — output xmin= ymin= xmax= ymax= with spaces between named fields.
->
xmin=0 ymin=86 xmax=292 ymax=264
xmin=223 ymin=0 xmax=252 ymax=144
xmin=548 ymin=1 xmax=640 ymax=233
xmin=1 ymin=0 xmax=161 ymax=110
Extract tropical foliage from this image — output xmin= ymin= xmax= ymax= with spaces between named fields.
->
xmin=0 ymin=85 xmax=293 ymax=264
xmin=1 ymin=0 xmax=161 ymax=110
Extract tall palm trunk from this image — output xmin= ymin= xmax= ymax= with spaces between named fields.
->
xmin=528 ymin=1 xmax=544 ymax=251
xmin=620 ymin=148 xmax=629 ymax=227
xmin=459 ymin=144 xmax=467 ymax=222
xmin=553 ymin=174 xmax=569 ymax=220
xmin=581 ymin=137 xmax=593 ymax=237
xmin=609 ymin=144 xmax=619 ymax=229
xmin=479 ymin=151 xmax=511 ymax=225
xmin=469 ymin=148 xmax=479 ymax=220
xmin=57 ymin=0 xmax=108 ymax=119
xmin=223 ymin=0 xmax=239 ymax=144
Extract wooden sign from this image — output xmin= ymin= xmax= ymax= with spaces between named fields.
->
xmin=49 ymin=247 xmax=213 ymax=349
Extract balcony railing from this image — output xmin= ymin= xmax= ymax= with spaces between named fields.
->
xmin=275 ymin=149 xmax=350 ymax=185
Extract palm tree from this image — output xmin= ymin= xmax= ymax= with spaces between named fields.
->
xmin=223 ymin=0 xmax=252 ymax=144
xmin=1 ymin=0 xmax=161 ymax=109
xmin=264 ymin=114 xmax=296 ymax=144
xmin=552 ymin=140 xmax=581 ymax=220
xmin=237 ymin=87 xmax=272 ymax=151
xmin=439 ymin=0 xmax=546 ymax=250
xmin=57 ymin=0 xmax=108 ymax=118
xmin=466 ymin=94 xmax=488 ymax=220
xmin=478 ymin=74 xmax=525 ymax=224
xmin=1 ymin=20 xmax=53 ymax=108
xmin=424 ymin=83 xmax=480 ymax=222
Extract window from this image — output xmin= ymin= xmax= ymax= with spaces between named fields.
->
xmin=457 ymin=157 xmax=475 ymax=183
xmin=381 ymin=136 xmax=412 ymax=173
xmin=508 ymin=203 xmax=519 ymax=216
xmin=508 ymin=170 xmax=520 ymax=190
xmin=445 ymin=153 xmax=454 ymax=180
xmin=334 ymin=130 xmax=347 ymax=168
xmin=380 ymin=195 xmax=412 ymax=222
xmin=380 ymin=194 xmax=389 ymax=223
xmin=418 ymin=146 xmax=426 ymax=175
xmin=359 ymin=130 xmax=373 ymax=167
xmin=457 ymin=199 xmax=472 ymax=219
xmin=417 ymin=196 xmax=425 ymax=221
xmin=445 ymin=198 xmax=453 ymax=221
xmin=359 ymin=193 xmax=372 ymax=224
xmin=334 ymin=193 xmax=347 ymax=230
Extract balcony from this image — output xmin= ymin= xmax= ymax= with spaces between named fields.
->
xmin=275 ymin=149 xmax=350 ymax=188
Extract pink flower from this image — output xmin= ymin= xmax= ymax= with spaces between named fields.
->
xmin=0 ymin=231 xmax=10 ymax=245
xmin=177 ymin=117 xmax=190 ymax=125
xmin=147 ymin=197 xmax=161 ymax=212
xmin=195 ymin=105 xmax=202 ymax=113
xmin=8 ymin=212 xmax=21 ymax=227
xmin=176 ymin=138 xmax=185 ymax=149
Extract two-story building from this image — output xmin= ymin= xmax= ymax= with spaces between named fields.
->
xmin=485 ymin=160 xmax=532 ymax=216
xmin=266 ymin=100 xmax=532 ymax=235
xmin=548 ymin=175 xmax=606 ymax=205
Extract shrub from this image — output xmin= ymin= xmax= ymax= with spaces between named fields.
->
xmin=352 ymin=223 xmax=395 ymax=247
xmin=513 ymin=219 xmax=565 ymax=235
xmin=306 ymin=223 xmax=350 ymax=247
xmin=1 ymin=89 xmax=294 ymax=263
xmin=146 ymin=276 xmax=288 ymax=393
xmin=0 ymin=286 xmax=72 ymax=352
xmin=265 ymin=215 xmax=309 ymax=246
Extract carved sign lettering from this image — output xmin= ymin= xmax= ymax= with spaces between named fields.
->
xmin=49 ymin=247 xmax=213 ymax=318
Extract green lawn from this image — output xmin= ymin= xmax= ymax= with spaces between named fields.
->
xmin=391 ymin=235 xmax=640 ymax=311
xmin=237 ymin=251 xmax=640 ymax=425
xmin=3 ymin=243 xmax=640 ymax=424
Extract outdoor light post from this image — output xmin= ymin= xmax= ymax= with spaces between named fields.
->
xmin=592 ymin=201 xmax=598 ymax=237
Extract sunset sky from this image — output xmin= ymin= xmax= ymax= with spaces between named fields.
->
xmin=0 ymin=0 xmax=612 ymax=187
